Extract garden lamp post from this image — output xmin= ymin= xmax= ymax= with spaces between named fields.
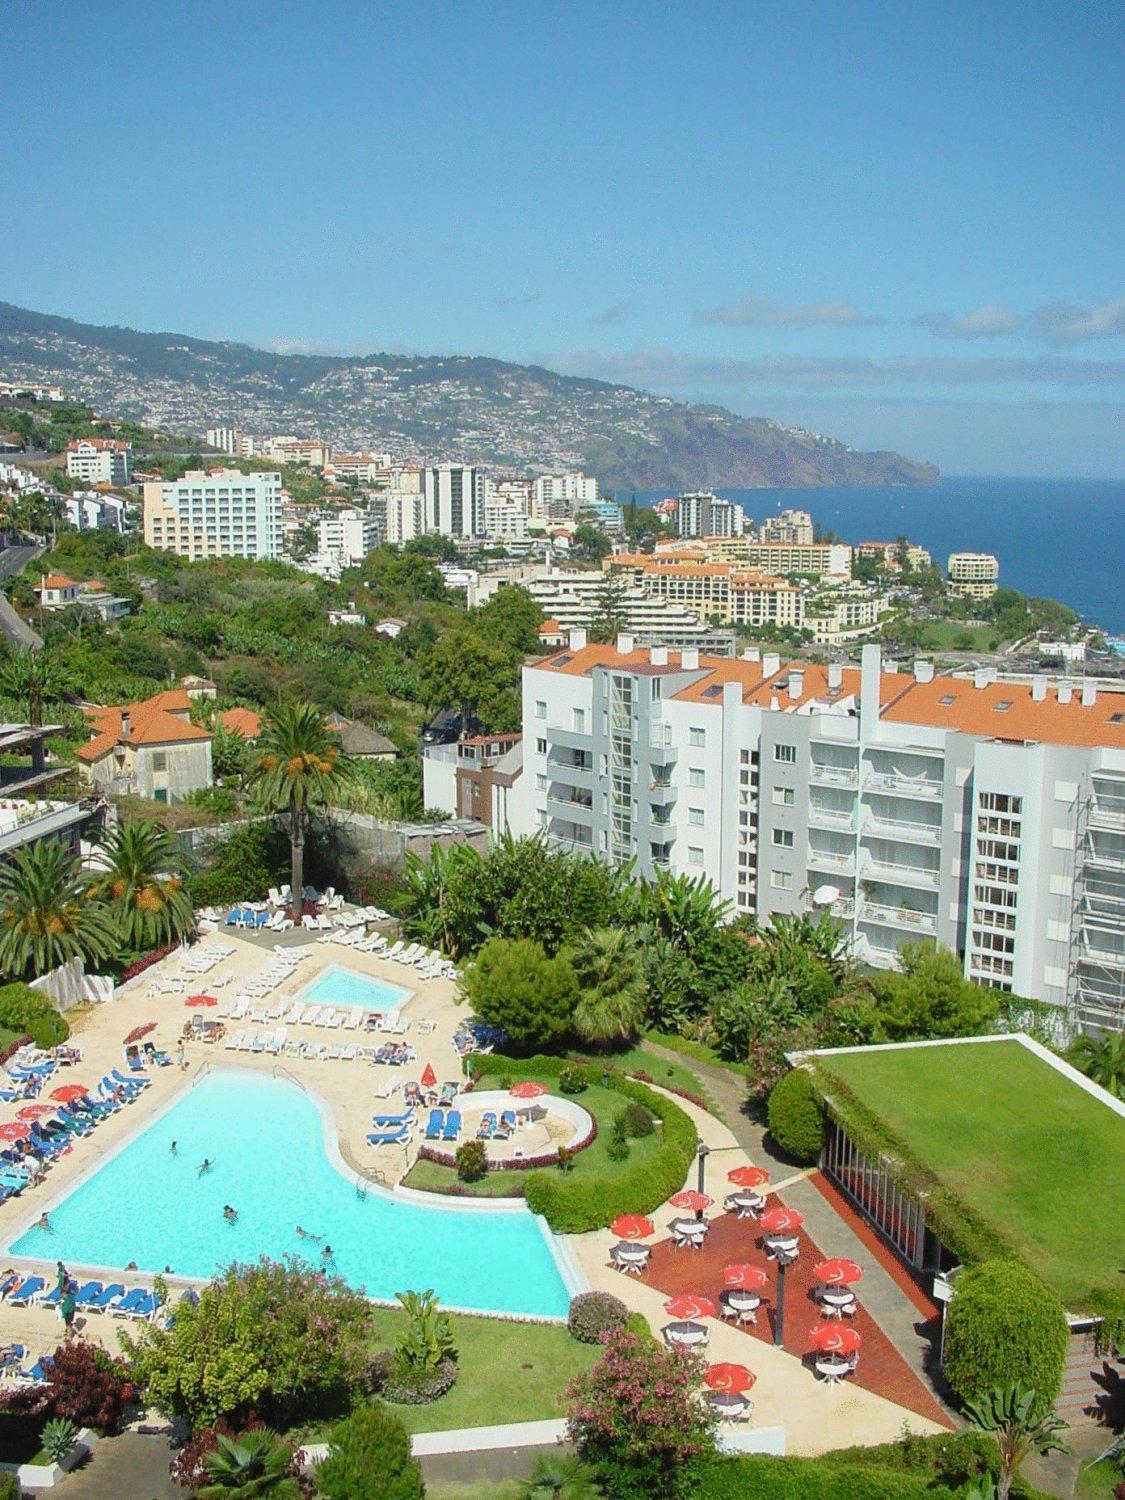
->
xmin=696 ymin=1139 xmax=709 ymax=1220
xmin=774 ymin=1242 xmax=799 ymax=1349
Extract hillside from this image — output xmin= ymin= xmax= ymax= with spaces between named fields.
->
xmin=0 ymin=302 xmax=938 ymax=490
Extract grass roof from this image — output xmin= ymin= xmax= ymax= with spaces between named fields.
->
xmin=808 ymin=1036 xmax=1124 ymax=1317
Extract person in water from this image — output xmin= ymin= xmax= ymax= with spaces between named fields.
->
xmin=296 ymin=1225 xmax=322 ymax=1242
xmin=223 ymin=1205 xmax=237 ymax=1223
xmin=36 ymin=1212 xmax=50 ymax=1232
xmin=170 ymin=1140 xmax=178 ymax=1156
xmin=197 ymin=1158 xmax=213 ymax=1176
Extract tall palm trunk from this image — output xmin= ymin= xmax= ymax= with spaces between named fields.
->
xmin=290 ymin=803 xmax=306 ymax=913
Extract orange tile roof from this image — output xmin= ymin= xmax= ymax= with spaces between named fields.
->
xmin=80 ymin=690 xmax=212 ymax=755
xmin=220 ymin=707 xmax=262 ymax=739
xmin=539 ymin=618 xmax=562 ymax=634
xmin=36 ymin=573 xmax=77 ymax=590
xmin=75 ymin=731 xmax=118 ymax=764
xmin=883 ymin=677 xmax=1125 ymax=749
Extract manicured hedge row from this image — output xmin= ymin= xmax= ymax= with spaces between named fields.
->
xmin=467 ymin=1054 xmax=698 ymax=1234
xmin=415 ymin=1109 xmax=597 ymax=1172
xmin=686 ymin=1456 xmax=959 ymax=1499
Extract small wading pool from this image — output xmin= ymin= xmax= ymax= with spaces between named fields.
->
xmin=10 ymin=1072 xmax=572 ymax=1318
xmin=297 ymin=964 xmax=412 ymax=1013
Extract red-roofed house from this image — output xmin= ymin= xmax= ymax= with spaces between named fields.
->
xmin=538 ymin=617 xmax=566 ymax=648
xmin=34 ymin=573 xmax=80 ymax=609
xmin=77 ymin=691 xmax=213 ymax=803
xmin=65 ymin=438 xmax=132 ymax=486
xmin=220 ymin=707 xmax=262 ymax=740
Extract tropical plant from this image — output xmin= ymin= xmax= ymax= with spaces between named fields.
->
xmin=0 ymin=840 xmax=118 ymax=980
xmin=569 ymin=926 xmax=647 ymax=1046
xmin=87 ymin=819 xmax=196 ymax=950
xmin=39 ymin=1416 xmax=78 ymax=1464
xmin=393 ymin=1289 xmax=456 ymax=1372
xmin=243 ymin=702 xmax=355 ymax=909
xmin=0 ymin=646 xmax=71 ymax=728
xmin=518 ymin=1453 xmax=603 ymax=1498
xmin=196 ymin=1428 xmax=300 ymax=1498
xmin=458 ymin=936 xmax=579 ymax=1052
xmin=760 ymin=910 xmax=851 ymax=981
xmin=455 ymin=1138 xmax=487 ymax=1182
xmin=315 ymin=1403 xmax=423 ymax=1500
xmin=961 ymin=1383 xmax=1071 ymax=1500
xmin=1068 ymin=1031 xmax=1125 ymax=1100
xmin=943 ymin=1260 xmax=1070 ymax=1406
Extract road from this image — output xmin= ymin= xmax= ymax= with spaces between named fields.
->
xmin=0 ymin=541 xmax=43 ymax=648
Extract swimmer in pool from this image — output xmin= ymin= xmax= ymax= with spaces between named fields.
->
xmin=197 ymin=1158 xmax=213 ymax=1176
xmin=223 ymin=1205 xmax=237 ymax=1224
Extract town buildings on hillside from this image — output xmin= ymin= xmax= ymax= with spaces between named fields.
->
xmin=65 ymin=438 xmax=132 ymax=486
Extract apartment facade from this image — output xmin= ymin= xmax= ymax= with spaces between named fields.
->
xmin=655 ymin=536 xmax=852 ymax=579
xmin=532 ymin=472 xmax=598 ymax=516
xmin=676 ymin=491 xmax=743 ymax=539
xmin=422 ymin=464 xmax=486 ymax=539
xmin=948 ymin=552 xmax=999 ymax=598
xmin=607 ymin=554 xmax=804 ymax=629
xmin=65 ymin=439 xmax=132 ymax=486
xmin=521 ymin=568 xmax=737 ymax=652
xmin=379 ymin=489 xmax=425 ymax=545
xmin=143 ymin=469 xmax=283 ymax=560
xmin=316 ymin=507 xmax=379 ymax=566
xmin=505 ymin=636 xmax=1125 ymax=1036
xmin=758 ymin=508 xmax=814 ymax=545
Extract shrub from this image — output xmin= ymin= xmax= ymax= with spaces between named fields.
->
xmin=458 ymin=937 xmax=579 ymax=1053
xmin=0 ymin=983 xmax=69 ymax=1049
xmin=686 ymin=1454 xmax=959 ymax=1498
xmin=0 ymin=1477 xmax=17 ymax=1500
xmin=621 ymin=1101 xmax=654 ymax=1138
xmin=315 ymin=1403 xmax=423 ymax=1500
xmin=455 ymin=1138 xmax=487 ymax=1182
xmin=45 ymin=1339 xmax=134 ymax=1434
xmin=944 ymin=1260 xmax=1069 ymax=1406
xmin=381 ymin=1357 xmax=458 ymax=1406
xmin=625 ymin=1311 xmax=657 ymax=1344
xmin=190 ymin=821 xmax=289 ymax=908
xmin=556 ymin=1145 xmax=575 ymax=1173
xmin=170 ymin=1419 xmax=255 ymax=1489
xmin=559 ymin=1063 xmax=589 ymax=1094
xmin=568 ymin=1292 xmax=628 ymax=1344
xmin=606 ymin=1137 xmax=629 ymax=1162
xmin=393 ymin=1289 xmax=456 ymax=1373
xmin=766 ymin=1067 xmax=825 ymax=1164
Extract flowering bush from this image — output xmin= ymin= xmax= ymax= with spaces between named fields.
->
xmin=381 ymin=1357 xmax=458 ymax=1406
xmin=45 ymin=1340 xmax=135 ymax=1435
xmin=454 ymin=1139 xmax=487 ymax=1182
xmin=558 ymin=1064 xmax=588 ymax=1095
xmin=117 ymin=943 xmax=178 ymax=987
xmin=567 ymin=1329 xmax=716 ymax=1498
xmin=568 ymin=1292 xmax=628 ymax=1344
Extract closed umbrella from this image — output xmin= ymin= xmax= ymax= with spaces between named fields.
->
xmin=123 ymin=1023 xmax=157 ymax=1045
xmin=509 ymin=1081 xmax=547 ymax=1099
xmin=610 ymin=1214 xmax=655 ymax=1241
xmin=669 ymin=1190 xmax=713 ymax=1212
xmin=809 ymin=1322 xmax=862 ymax=1355
xmin=420 ymin=1063 xmax=438 ymax=1089
xmin=812 ymin=1258 xmax=863 ymax=1286
xmin=663 ymin=1293 xmax=718 ymax=1320
xmin=722 ymin=1264 xmax=769 ymax=1290
xmin=705 ymin=1363 xmax=756 ymax=1393
xmin=50 ymin=1085 xmax=89 ymax=1104
xmin=759 ymin=1206 xmax=804 ymax=1235
xmin=185 ymin=994 xmax=217 ymax=1008
xmin=727 ymin=1165 xmax=770 ymax=1189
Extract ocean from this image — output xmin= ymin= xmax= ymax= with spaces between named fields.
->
xmin=632 ymin=477 xmax=1125 ymax=635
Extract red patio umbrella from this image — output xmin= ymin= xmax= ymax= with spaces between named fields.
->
xmin=17 ymin=1105 xmax=55 ymax=1122
xmin=759 ymin=1206 xmax=804 ymax=1235
xmin=50 ymin=1085 xmax=89 ymax=1104
xmin=609 ymin=1213 xmax=654 ymax=1241
xmin=669 ymin=1190 xmax=713 ymax=1212
xmin=809 ymin=1322 xmax=862 ymax=1355
xmin=812 ymin=1258 xmax=863 ymax=1287
xmin=705 ymin=1362 xmax=756 ymax=1394
xmin=0 ymin=1123 xmax=30 ymax=1141
xmin=185 ymin=994 xmax=217 ymax=1008
xmin=420 ymin=1063 xmax=438 ymax=1089
xmin=664 ymin=1293 xmax=718 ymax=1320
xmin=123 ymin=1023 xmax=157 ymax=1045
xmin=509 ymin=1081 xmax=547 ymax=1099
xmin=727 ymin=1165 xmax=770 ymax=1189
xmin=722 ymin=1263 xmax=770 ymax=1290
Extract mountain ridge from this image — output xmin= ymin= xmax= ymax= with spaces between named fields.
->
xmin=0 ymin=301 xmax=939 ymax=491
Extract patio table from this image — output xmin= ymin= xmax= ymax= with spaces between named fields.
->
xmin=764 ymin=1233 xmax=800 ymax=1260
xmin=611 ymin=1242 xmax=650 ymax=1275
xmin=725 ymin=1191 xmax=765 ymax=1218
xmin=820 ymin=1288 xmax=857 ymax=1318
xmin=669 ymin=1217 xmax=709 ymax=1248
xmin=662 ymin=1320 xmax=709 ymax=1349
xmin=720 ymin=1289 xmax=761 ymax=1324
xmin=706 ymin=1390 xmax=752 ymax=1422
xmin=815 ymin=1355 xmax=853 ymax=1386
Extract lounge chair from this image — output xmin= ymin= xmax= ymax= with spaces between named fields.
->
xmin=384 ymin=941 xmax=405 ymax=961
xmin=301 ymin=915 xmax=318 ymax=931
xmin=343 ymin=1010 xmax=361 ymax=1031
xmin=477 ymin=1111 xmax=496 ymax=1139
xmin=85 ymin=1282 xmax=126 ymax=1312
xmin=113 ymin=1068 xmax=149 ymax=1090
xmin=268 ymin=1027 xmax=288 ymax=1054
xmin=372 ymin=1110 xmax=414 ymax=1128
xmin=498 ymin=1110 xmax=518 ymax=1137
xmin=442 ymin=1109 xmax=462 ymax=1142
xmin=70 ymin=1281 xmax=105 ymax=1308
xmin=424 ymin=1108 xmax=444 ymax=1140
xmin=315 ymin=915 xmax=333 ymax=931
xmin=112 ymin=1287 xmax=159 ymax=1319
xmin=9 ymin=1276 xmax=45 ymax=1307
xmin=366 ymin=1128 xmax=410 ymax=1146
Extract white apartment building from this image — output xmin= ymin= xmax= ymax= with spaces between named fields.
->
xmin=496 ymin=636 xmax=1125 ymax=1036
xmin=676 ymin=491 xmax=744 ymax=539
xmin=330 ymin=452 xmax=393 ymax=482
xmin=532 ymin=472 xmax=598 ymax=516
xmin=142 ymin=469 xmax=283 ymax=561
xmin=522 ymin=569 xmax=735 ymax=652
xmin=656 ymin=535 xmax=851 ymax=579
xmin=858 ymin=540 xmax=933 ymax=572
xmin=65 ymin=492 xmax=129 ymax=533
xmin=315 ymin=507 xmax=379 ymax=567
xmin=949 ymin=552 xmax=1000 ymax=599
xmin=380 ymin=489 xmax=425 ymax=545
xmin=423 ymin=465 xmax=486 ymax=539
xmin=758 ymin=508 xmax=814 ymax=545
xmin=65 ymin=439 xmax=132 ymax=486
xmin=0 ymin=380 xmax=64 ymax=401
xmin=804 ymin=585 xmax=887 ymax=644
xmin=608 ymin=554 xmax=804 ymax=630
xmin=205 ymin=426 xmax=244 ymax=456
xmin=483 ymin=499 xmax=529 ymax=541
xmin=263 ymin=437 xmax=332 ymax=469
xmin=491 ymin=478 xmax=534 ymax=516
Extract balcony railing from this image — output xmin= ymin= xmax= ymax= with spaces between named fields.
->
xmin=1089 ymin=803 xmax=1125 ymax=831
xmin=859 ymin=900 xmax=937 ymax=933
xmin=865 ymin=771 xmax=943 ymax=800
xmin=807 ymin=849 xmax=856 ymax=874
xmin=808 ymin=805 xmax=857 ymax=831
xmin=861 ymin=857 xmax=940 ymax=889
xmin=862 ymin=814 xmax=942 ymax=846
xmin=649 ymin=725 xmax=676 ymax=750
xmin=809 ymin=764 xmax=859 ymax=788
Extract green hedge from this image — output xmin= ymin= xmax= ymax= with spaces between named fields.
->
xmin=767 ymin=1067 xmax=825 ymax=1163
xmin=687 ymin=1455 xmax=959 ymax=1498
xmin=944 ymin=1259 xmax=1069 ymax=1406
xmin=467 ymin=1054 xmax=698 ymax=1234
xmin=0 ymin=983 xmax=69 ymax=1049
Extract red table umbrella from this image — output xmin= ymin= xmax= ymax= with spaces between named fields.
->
xmin=812 ymin=1258 xmax=863 ymax=1286
xmin=727 ymin=1164 xmax=770 ymax=1189
xmin=50 ymin=1085 xmax=90 ymax=1104
xmin=17 ymin=1105 xmax=55 ymax=1122
xmin=809 ymin=1322 xmax=862 ymax=1355
xmin=185 ymin=994 xmax=217 ymax=1008
xmin=705 ymin=1362 xmax=756 ymax=1394
xmin=760 ymin=1206 xmax=804 ymax=1234
xmin=420 ymin=1063 xmax=438 ymax=1089
xmin=123 ymin=1023 xmax=157 ymax=1045
xmin=0 ymin=1123 xmax=30 ymax=1141
xmin=609 ymin=1214 xmax=654 ymax=1241
xmin=669 ymin=1190 xmax=713 ymax=1212
xmin=509 ymin=1081 xmax=547 ymax=1099
xmin=664 ymin=1293 xmax=718 ymax=1320
xmin=722 ymin=1263 xmax=770 ymax=1290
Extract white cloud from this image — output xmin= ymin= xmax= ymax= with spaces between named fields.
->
xmin=918 ymin=302 xmax=1024 ymax=339
xmin=1032 ymin=297 xmax=1125 ymax=344
xmin=693 ymin=296 xmax=884 ymax=329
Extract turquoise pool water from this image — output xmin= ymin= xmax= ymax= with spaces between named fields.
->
xmin=10 ymin=1073 xmax=571 ymax=1318
xmin=298 ymin=965 xmax=411 ymax=1012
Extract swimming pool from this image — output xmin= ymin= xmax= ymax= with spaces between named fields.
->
xmin=298 ymin=965 xmax=411 ymax=1013
xmin=9 ymin=1073 xmax=573 ymax=1318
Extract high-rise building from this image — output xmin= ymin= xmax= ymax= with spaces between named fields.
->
xmin=532 ymin=472 xmax=598 ymax=517
xmin=205 ymin=426 xmax=244 ymax=456
xmin=758 ymin=508 xmax=814 ymax=545
xmin=422 ymin=464 xmax=486 ymax=538
xmin=315 ymin=507 xmax=379 ymax=566
xmin=675 ymin=491 xmax=743 ymax=538
xmin=948 ymin=552 xmax=1000 ymax=598
xmin=142 ymin=469 xmax=283 ymax=560
xmin=65 ymin=439 xmax=132 ymax=486
xmin=380 ymin=489 xmax=425 ymax=544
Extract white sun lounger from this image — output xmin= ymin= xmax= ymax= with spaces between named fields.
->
xmin=340 ymin=1044 xmax=357 ymax=1061
xmin=343 ymin=1010 xmax=362 ymax=1031
xmin=225 ymin=1028 xmax=245 ymax=1051
xmin=324 ymin=1010 xmax=343 ymax=1029
xmin=283 ymin=1003 xmax=304 ymax=1024
xmin=268 ymin=1027 xmax=287 ymax=1055
xmin=228 ymin=998 xmax=249 ymax=1021
xmin=384 ymin=941 xmax=405 ymax=961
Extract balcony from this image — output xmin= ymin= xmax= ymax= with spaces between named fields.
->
xmin=649 ymin=724 xmax=676 ymax=750
xmin=859 ymin=901 xmax=937 ymax=935
xmin=864 ymin=771 xmax=943 ymax=800
xmin=545 ymin=724 xmax=595 ymax=753
xmin=647 ymin=780 xmax=677 ymax=806
xmin=861 ymin=857 xmax=940 ymax=890
xmin=1089 ymin=803 xmax=1125 ymax=832
xmin=862 ymin=813 xmax=942 ymax=846
xmin=808 ymin=804 xmax=857 ymax=832
xmin=546 ymin=828 xmax=593 ymax=852
xmin=1079 ymin=931 xmax=1125 ymax=969
xmin=1085 ymin=839 xmax=1125 ymax=870
xmin=809 ymin=763 xmax=859 ymax=789
xmin=546 ymin=794 xmax=594 ymax=824
xmin=807 ymin=849 xmax=856 ymax=876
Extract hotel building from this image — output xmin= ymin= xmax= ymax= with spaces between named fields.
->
xmin=948 ymin=552 xmax=1000 ymax=599
xmin=607 ymin=553 xmax=804 ymax=630
xmin=142 ymin=469 xmax=283 ymax=560
xmin=65 ymin=438 xmax=132 ymax=486
xmin=422 ymin=464 xmax=487 ymax=539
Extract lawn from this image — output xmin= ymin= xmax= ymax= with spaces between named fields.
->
xmin=813 ymin=1037 xmax=1125 ymax=1312
xmin=913 ymin=619 xmax=1002 ymax=652
xmin=402 ymin=1071 xmax=661 ymax=1198
xmin=583 ymin=1039 xmax=711 ymax=1101
xmin=0 ymin=1026 xmax=23 ymax=1055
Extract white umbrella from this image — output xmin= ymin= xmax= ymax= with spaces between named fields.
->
xmin=811 ymin=884 xmax=841 ymax=907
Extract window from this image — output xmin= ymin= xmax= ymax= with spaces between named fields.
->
xmin=689 ymin=807 xmax=705 ymax=827
xmin=151 ymin=752 xmax=167 ymax=772
xmin=689 ymin=727 xmax=706 ymax=747
xmin=773 ymin=744 xmax=796 ymax=763
xmin=770 ymin=870 xmax=793 ymax=890
xmin=535 ymin=700 xmax=546 ymax=719
xmin=688 ymin=846 xmax=704 ymax=866
xmin=772 ymin=786 xmax=795 ymax=806
xmin=573 ymin=708 xmax=586 ymax=733
xmin=536 ymin=738 xmax=546 ymax=755
xmin=688 ymin=768 xmax=705 ymax=788
xmin=153 ymin=788 xmax=168 ymax=805
xmin=535 ymin=774 xmax=546 ymax=791
xmin=772 ymin=828 xmax=795 ymax=848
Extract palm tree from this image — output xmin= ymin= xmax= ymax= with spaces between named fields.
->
xmin=570 ymin=926 xmax=647 ymax=1045
xmin=518 ymin=1453 xmax=603 ymax=1498
xmin=243 ymin=702 xmax=355 ymax=913
xmin=0 ymin=646 xmax=71 ymax=728
xmin=87 ymin=819 xmax=196 ymax=951
xmin=0 ymin=840 xmax=118 ymax=980
xmin=1067 ymin=1032 xmax=1125 ymax=1100
xmin=197 ymin=1429 xmax=300 ymax=1498
xmin=962 ymin=1383 xmax=1071 ymax=1500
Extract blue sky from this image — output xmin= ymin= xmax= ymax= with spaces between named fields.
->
xmin=1 ymin=0 xmax=1121 ymax=476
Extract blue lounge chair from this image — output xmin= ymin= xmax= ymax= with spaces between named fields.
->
xmin=371 ymin=1111 xmax=414 ymax=1128
xmin=0 ymin=1343 xmax=26 ymax=1371
xmin=442 ymin=1109 xmax=462 ymax=1142
xmin=86 ymin=1282 xmax=126 ymax=1311
xmin=71 ymin=1281 xmax=104 ymax=1308
xmin=424 ymin=1108 xmax=444 ymax=1140
xmin=498 ymin=1109 xmax=518 ymax=1136
xmin=113 ymin=1068 xmax=149 ymax=1090
xmin=366 ymin=1128 xmax=410 ymax=1146
xmin=0 ymin=1271 xmax=21 ymax=1300
xmin=111 ymin=1287 xmax=157 ymax=1319
xmin=17 ymin=1356 xmax=53 ymax=1384
xmin=477 ymin=1111 xmax=496 ymax=1139
xmin=10 ymin=1276 xmax=46 ymax=1306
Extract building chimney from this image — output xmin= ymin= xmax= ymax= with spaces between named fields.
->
xmin=913 ymin=660 xmax=935 ymax=684
xmin=121 ymin=713 xmax=131 ymax=739
xmin=1058 ymin=682 xmax=1073 ymax=705
xmin=827 ymin=661 xmax=843 ymax=691
xmin=617 ymin=633 xmax=634 ymax=655
xmin=568 ymin=627 xmax=587 ymax=650
xmin=1081 ymin=681 xmax=1097 ymax=707
xmin=742 ymin=646 xmax=761 ymax=663
xmin=974 ymin=668 xmax=990 ymax=690
xmin=1031 ymin=675 xmax=1047 ymax=702
xmin=680 ymin=648 xmax=699 ymax=670
xmin=762 ymin=651 xmax=781 ymax=678
xmin=650 ymin=645 xmax=669 ymax=666
xmin=788 ymin=669 xmax=804 ymax=700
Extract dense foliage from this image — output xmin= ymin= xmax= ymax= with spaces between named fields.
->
xmin=87 ymin=819 xmax=196 ymax=951
xmin=195 ymin=1428 xmax=301 ymax=1498
xmin=962 ymin=1383 xmax=1070 ymax=1500
xmin=944 ymin=1261 xmax=1070 ymax=1407
xmin=315 ymin=1403 xmax=424 ymax=1500
xmin=0 ymin=983 xmax=68 ymax=1049
xmin=42 ymin=1339 xmax=134 ymax=1435
xmin=459 ymin=937 xmax=580 ymax=1052
xmin=767 ymin=1067 xmax=827 ymax=1164
xmin=568 ymin=1292 xmax=629 ymax=1344
xmin=0 ymin=840 xmax=118 ymax=981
